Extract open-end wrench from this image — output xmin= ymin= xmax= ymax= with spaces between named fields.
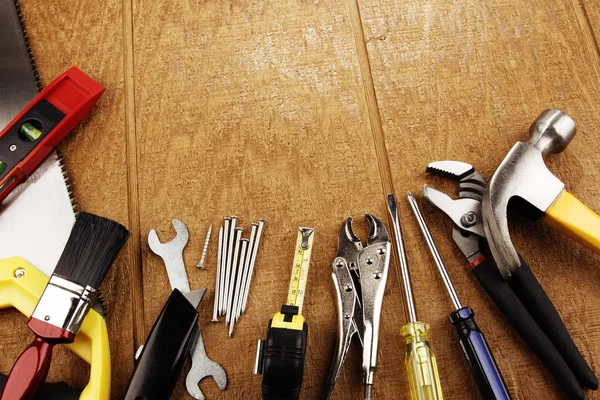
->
xmin=186 ymin=327 xmax=228 ymax=400
xmin=148 ymin=219 xmax=191 ymax=293
xmin=148 ymin=219 xmax=227 ymax=399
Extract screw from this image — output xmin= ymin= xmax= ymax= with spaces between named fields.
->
xmin=14 ymin=268 xmax=25 ymax=278
xmin=461 ymin=212 xmax=477 ymax=227
xmin=197 ymin=224 xmax=212 ymax=269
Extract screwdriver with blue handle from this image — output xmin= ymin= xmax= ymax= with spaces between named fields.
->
xmin=408 ymin=192 xmax=511 ymax=400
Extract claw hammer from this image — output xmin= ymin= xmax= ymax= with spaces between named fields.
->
xmin=482 ymin=109 xmax=600 ymax=280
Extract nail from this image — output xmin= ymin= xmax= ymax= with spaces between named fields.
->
xmin=242 ymin=219 xmax=266 ymax=314
xmin=229 ymin=238 xmax=249 ymax=337
xmin=223 ymin=216 xmax=238 ymax=316
xmin=211 ymin=226 xmax=223 ymax=322
xmin=226 ymin=227 xmax=243 ymax=326
xmin=219 ymin=217 xmax=231 ymax=314
xmin=236 ymin=223 xmax=257 ymax=322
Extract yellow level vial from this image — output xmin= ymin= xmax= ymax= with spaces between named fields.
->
xmin=286 ymin=227 xmax=315 ymax=314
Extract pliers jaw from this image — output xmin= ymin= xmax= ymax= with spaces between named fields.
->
xmin=326 ymin=214 xmax=391 ymax=399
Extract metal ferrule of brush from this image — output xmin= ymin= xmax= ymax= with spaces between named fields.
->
xmin=31 ymin=274 xmax=98 ymax=334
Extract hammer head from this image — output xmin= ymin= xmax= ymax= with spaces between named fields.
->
xmin=482 ymin=109 xmax=575 ymax=279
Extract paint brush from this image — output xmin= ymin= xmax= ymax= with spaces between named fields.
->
xmin=0 ymin=212 xmax=129 ymax=400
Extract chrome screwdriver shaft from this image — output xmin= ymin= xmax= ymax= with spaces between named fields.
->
xmin=387 ymin=194 xmax=418 ymax=322
xmin=407 ymin=192 xmax=462 ymax=309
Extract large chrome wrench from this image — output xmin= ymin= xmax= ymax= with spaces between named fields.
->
xmin=148 ymin=219 xmax=227 ymax=399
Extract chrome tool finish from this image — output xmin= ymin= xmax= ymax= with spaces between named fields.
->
xmin=186 ymin=327 xmax=228 ymax=400
xmin=325 ymin=214 xmax=391 ymax=399
xmin=482 ymin=110 xmax=574 ymax=279
xmin=148 ymin=219 xmax=190 ymax=293
xmin=407 ymin=192 xmax=462 ymax=310
xmin=387 ymin=194 xmax=417 ymax=323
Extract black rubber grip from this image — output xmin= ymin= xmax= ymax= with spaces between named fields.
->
xmin=472 ymin=256 xmax=584 ymax=399
xmin=123 ymin=289 xmax=199 ymax=400
xmin=261 ymin=323 xmax=308 ymax=400
xmin=509 ymin=255 xmax=597 ymax=390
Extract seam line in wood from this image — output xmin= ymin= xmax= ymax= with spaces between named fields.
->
xmin=573 ymin=0 xmax=600 ymax=81
xmin=122 ymin=0 xmax=145 ymax=350
xmin=347 ymin=0 xmax=409 ymax=321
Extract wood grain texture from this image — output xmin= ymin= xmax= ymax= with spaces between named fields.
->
xmin=131 ymin=0 xmax=403 ymax=398
xmin=358 ymin=0 xmax=600 ymax=398
xmin=0 ymin=1 xmax=134 ymax=397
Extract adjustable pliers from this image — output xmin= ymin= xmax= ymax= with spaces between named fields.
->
xmin=324 ymin=214 xmax=391 ymax=400
xmin=423 ymin=160 xmax=597 ymax=400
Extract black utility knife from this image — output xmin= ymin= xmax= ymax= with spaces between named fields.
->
xmin=124 ymin=288 xmax=206 ymax=400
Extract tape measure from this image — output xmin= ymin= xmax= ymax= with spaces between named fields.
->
xmin=254 ymin=227 xmax=315 ymax=400
xmin=286 ymin=227 xmax=315 ymax=314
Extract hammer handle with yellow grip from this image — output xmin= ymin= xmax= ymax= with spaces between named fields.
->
xmin=0 ymin=257 xmax=110 ymax=400
xmin=544 ymin=190 xmax=600 ymax=253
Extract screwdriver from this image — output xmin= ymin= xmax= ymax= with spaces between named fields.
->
xmin=387 ymin=194 xmax=444 ymax=400
xmin=407 ymin=192 xmax=511 ymax=400
xmin=254 ymin=227 xmax=315 ymax=400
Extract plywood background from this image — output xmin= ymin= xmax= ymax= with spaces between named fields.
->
xmin=1 ymin=0 xmax=600 ymax=398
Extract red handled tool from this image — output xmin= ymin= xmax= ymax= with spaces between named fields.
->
xmin=0 ymin=66 xmax=104 ymax=204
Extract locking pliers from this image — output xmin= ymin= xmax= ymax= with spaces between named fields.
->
xmin=324 ymin=214 xmax=391 ymax=400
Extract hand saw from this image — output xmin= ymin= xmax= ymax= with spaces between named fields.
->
xmin=0 ymin=1 xmax=110 ymax=399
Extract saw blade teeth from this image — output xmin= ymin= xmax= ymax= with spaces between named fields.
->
xmin=13 ymin=0 xmax=42 ymax=91
xmin=55 ymin=149 xmax=79 ymax=214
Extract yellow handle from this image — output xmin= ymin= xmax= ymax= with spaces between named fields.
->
xmin=544 ymin=190 xmax=600 ymax=254
xmin=400 ymin=322 xmax=444 ymax=400
xmin=0 ymin=257 xmax=110 ymax=400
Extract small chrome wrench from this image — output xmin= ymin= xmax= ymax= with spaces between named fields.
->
xmin=149 ymin=219 xmax=227 ymax=399
xmin=186 ymin=328 xmax=228 ymax=400
xmin=148 ymin=219 xmax=191 ymax=293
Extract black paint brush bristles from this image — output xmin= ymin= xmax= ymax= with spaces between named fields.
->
xmin=53 ymin=212 xmax=129 ymax=289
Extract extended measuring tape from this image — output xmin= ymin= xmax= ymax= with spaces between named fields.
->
xmin=255 ymin=227 xmax=315 ymax=400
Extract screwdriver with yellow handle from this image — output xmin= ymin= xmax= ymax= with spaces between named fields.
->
xmin=254 ymin=227 xmax=315 ymax=400
xmin=387 ymin=194 xmax=444 ymax=400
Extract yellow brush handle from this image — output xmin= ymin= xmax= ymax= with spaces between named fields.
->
xmin=400 ymin=322 xmax=444 ymax=400
xmin=544 ymin=190 xmax=600 ymax=254
xmin=0 ymin=257 xmax=110 ymax=400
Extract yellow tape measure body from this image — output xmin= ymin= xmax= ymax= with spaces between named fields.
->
xmin=286 ymin=227 xmax=315 ymax=314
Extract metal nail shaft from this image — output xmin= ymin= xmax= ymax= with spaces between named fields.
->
xmin=242 ymin=219 xmax=266 ymax=314
xmin=219 ymin=217 xmax=231 ymax=314
xmin=197 ymin=224 xmax=212 ymax=269
xmin=236 ymin=223 xmax=257 ymax=322
xmin=212 ymin=226 xmax=223 ymax=322
xmin=226 ymin=228 xmax=243 ymax=326
xmin=229 ymin=238 xmax=249 ymax=337
xmin=387 ymin=194 xmax=417 ymax=323
xmin=407 ymin=192 xmax=462 ymax=310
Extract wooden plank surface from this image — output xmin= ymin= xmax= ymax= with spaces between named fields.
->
xmin=131 ymin=1 xmax=405 ymax=398
xmin=358 ymin=0 xmax=600 ymax=398
xmin=2 ymin=0 xmax=600 ymax=399
xmin=0 ymin=0 xmax=134 ymax=397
